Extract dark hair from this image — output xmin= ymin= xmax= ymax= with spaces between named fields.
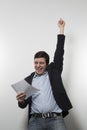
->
xmin=34 ymin=51 xmax=49 ymax=65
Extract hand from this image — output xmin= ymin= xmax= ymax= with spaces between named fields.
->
xmin=16 ymin=92 xmax=26 ymax=102
xmin=58 ymin=18 xmax=65 ymax=28
xmin=58 ymin=18 xmax=65 ymax=34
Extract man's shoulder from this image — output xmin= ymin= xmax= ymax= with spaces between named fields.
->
xmin=47 ymin=62 xmax=56 ymax=70
xmin=47 ymin=62 xmax=62 ymax=75
xmin=24 ymin=72 xmax=35 ymax=83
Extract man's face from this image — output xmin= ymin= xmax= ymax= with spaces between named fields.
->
xmin=34 ymin=58 xmax=47 ymax=75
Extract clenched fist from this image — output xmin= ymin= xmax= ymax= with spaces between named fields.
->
xmin=58 ymin=18 xmax=65 ymax=34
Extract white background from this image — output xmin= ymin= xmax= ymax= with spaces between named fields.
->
xmin=0 ymin=0 xmax=87 ymax=130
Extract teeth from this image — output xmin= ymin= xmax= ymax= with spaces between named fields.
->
xmin=37 ymin=68 xmax=42 ymax=70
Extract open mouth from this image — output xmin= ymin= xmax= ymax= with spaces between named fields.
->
xmin=36 ymin=67 xmax=44 ymax=73
xmin=37 ymin=68 xmax=43 ymax=71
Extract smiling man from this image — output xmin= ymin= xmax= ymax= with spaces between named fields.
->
xmin=34 ymin=51 xmax=49 ymax=75
xmin=16 ymin=19 xmax=72 ymax=130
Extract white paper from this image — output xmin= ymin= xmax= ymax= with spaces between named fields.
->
xmin=11 ymin=80 xmax=39 ymax=99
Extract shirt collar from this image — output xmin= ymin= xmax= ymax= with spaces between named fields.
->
xmin=33 ymin=71 xmax=47 ymax=78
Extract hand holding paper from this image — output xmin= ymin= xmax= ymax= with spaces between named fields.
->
xmin=11 ymin=80 xmax=39 ymax=100
xmin=16 ymin=92 xmax=26 ymax=102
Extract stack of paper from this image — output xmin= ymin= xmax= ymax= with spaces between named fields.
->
xmin=11 ymin=80 xmax=39 ymax=99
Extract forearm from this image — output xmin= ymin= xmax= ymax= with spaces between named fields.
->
xmin=53 ymin=34 xmax=65 ymax=73
xmin=59 ymin=27 xmax=64 ymax=34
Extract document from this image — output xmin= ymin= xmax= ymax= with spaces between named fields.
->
xmin=11 ymin=80 xmax=39 ymax=99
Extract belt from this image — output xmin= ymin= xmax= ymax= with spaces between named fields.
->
xmin=31 ymin=112 xmax=62 ymax=119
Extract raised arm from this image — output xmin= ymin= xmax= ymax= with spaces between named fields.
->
xmin=53 ymin=19 xmax=65 ymax=73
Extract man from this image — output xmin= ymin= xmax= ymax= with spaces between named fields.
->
xmin=16 ymin=19 xmax=72 ymax=130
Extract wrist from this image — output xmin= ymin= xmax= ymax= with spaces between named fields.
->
xmin=18 ymin=99 xmax=25 ymax=103
xmin=60 ymin=28 xmax=64 ymax=34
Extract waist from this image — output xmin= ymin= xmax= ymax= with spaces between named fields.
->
xmin=30 ymin=112 xmax=62 ymax=119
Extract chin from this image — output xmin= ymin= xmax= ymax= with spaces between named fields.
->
xmin=37 ymin=72 xmax=43 ymax=75
xmin=36 ymin=71 xmax=44 ymax=75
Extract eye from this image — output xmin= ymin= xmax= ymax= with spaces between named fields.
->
xmin=34 ymin=61 xmax=38 ymax=64
xmin=40 ymin=62 xmax=44 ymax=64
